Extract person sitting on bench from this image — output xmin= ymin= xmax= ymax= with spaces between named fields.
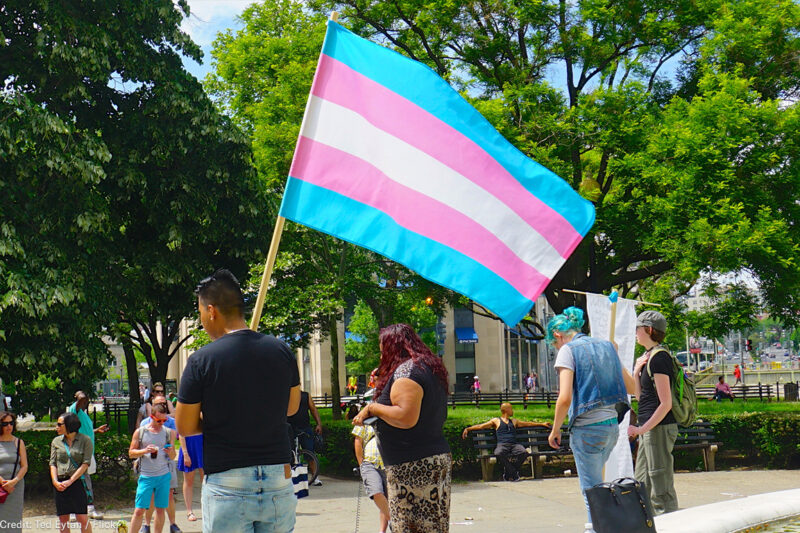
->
xmin=712 ymin=376 xmax=735 ymax=402
xmin=461 ymin=403 xmax=550 ymax=481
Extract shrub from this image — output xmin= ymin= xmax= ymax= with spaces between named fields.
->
xmin=707 ymin=413 xmax=800 ymax=468
xmin=316 ymin=410 xmax=800 ymax=479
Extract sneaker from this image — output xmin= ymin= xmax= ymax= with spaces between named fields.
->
xmin=89 ymin=509 xmax=104 ymax=520
xmin=170 ymin=525 xmax=182 ymax=533
xmin=583 ymin=523 xmax=595 ymax=533
xmin=140 ymin=526 xmax=151 ymax=533
xmin=312 ymin=478 xmax=322 ymax=486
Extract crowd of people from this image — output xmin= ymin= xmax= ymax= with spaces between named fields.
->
xmin=0 ymin=268 xmax=692 ymax=533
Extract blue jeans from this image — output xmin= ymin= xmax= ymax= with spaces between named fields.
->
xmin=202 ymin=464 xmax=297 ymax=533
xmin=570 ymin=422 xmax=619 ymax=522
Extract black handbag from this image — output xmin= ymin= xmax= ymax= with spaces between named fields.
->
xmin=585 ymin=477 xmax=657 ymax=533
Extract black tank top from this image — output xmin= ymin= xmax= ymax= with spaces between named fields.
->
xmin=288 ymin=391 xmax=310 ymax=429
xmin=497 ymin=418 xmax=516 ymax=444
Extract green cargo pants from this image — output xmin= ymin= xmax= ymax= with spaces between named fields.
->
xmin=635 ymin=423 xmax=679 ymax=514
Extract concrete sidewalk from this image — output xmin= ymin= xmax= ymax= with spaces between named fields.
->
xmin=21 ymin=470 xmax=799 ymax=532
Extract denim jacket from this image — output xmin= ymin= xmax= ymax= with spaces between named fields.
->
xmin=566 ymin=333 xmax=628 ymax=428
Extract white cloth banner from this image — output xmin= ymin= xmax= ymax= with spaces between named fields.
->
xmin=585 ymin=292 xmax=639 ymax=481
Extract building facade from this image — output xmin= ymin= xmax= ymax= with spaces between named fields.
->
xmin=166 ymin=296 xmax=558 ymax=396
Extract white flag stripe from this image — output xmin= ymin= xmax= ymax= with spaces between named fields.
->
xmin=585 ymin=292 xmax=639 ymax=481
xmin=303 ymin=95 xmax=566 ymax=279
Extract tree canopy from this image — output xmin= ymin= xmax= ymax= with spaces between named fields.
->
xmin=1 ymin=0 xmax=270 ymax=414
xmin=303 ymin=0 xmax=800 ymax=326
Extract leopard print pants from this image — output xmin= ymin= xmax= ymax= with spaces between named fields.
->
xmin=385 ymin=452 xmax=452 ymax=533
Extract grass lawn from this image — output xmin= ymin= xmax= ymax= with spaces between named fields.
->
xmin=318 ymin=398 xmax=800 ymax=427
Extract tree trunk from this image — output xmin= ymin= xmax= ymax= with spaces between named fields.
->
xmin=328 ymin=317 xmax=342 ymax=420
xmin=149 ymin=341 xmax=170 ymax=386
xmin=121 ymin=338 xmax=140 ymax=434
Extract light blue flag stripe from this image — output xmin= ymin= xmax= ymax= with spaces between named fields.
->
xmin=280 ymin=178 xmax=535 ymax=325
xmin=320 ymin=21 xmax=595 ymax=235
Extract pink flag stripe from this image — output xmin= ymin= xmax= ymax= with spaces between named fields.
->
xmin=290 ymin=136 xmax=552 ymax=300
xmin=312 ymin=53 xmax=581 ymax=258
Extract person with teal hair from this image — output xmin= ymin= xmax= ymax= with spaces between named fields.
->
xmin=546 ymin=307 xmax=635 ymax=533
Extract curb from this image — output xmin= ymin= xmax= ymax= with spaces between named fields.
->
xmin=655 ymin=488 xmax=800 ymax=533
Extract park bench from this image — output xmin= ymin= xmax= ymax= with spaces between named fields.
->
xmin=470 ymin=420 xmax=721 ymax=481
xmin=694 ymin=383 xmax=773 ymax=402
xmin=674 ymin=420 xmax=722 ymax=471
xmin=469 ymin=426 xmax=570 ymax=481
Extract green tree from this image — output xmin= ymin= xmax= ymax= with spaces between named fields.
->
xmin=1 ymin=1 xmax=270 ymax=424
xmin=306 ymin=0 xmax=800 ymax=323
xmin=345 ymin=301 xmax=381 ymax=376
xmin=344 ymin=295 xmax=439 ymax=375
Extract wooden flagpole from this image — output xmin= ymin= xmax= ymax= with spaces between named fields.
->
xmin=249 ymin=11 xmax=340 ymax=331
xmin=249 ymin=216 xmax=286 ymax=330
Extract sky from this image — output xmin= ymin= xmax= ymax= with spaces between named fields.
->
xmin=180 ymin=1 xmax=252 ymax=81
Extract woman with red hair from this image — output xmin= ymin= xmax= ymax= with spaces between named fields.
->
xmin=353 ymin=323 xmax=451 ymax=532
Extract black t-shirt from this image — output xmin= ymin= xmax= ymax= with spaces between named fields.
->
xmin=178 ymin=329 xmax=300 ymax=474
xmin=375 ymin=359 xmax=450 ymax=466
xmin=287 ymin=391 xmax=310 ymax=430
xmin=637 ymin=350 xmax=676 ymax=426
xmin=496 ymin=418 xmax=517 ymax=444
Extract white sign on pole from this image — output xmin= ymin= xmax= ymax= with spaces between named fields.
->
xmin=585 ymin=292 xmax=639 ymax=481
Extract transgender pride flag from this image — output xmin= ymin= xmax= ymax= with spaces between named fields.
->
xmin=279 ymin=21 xmax=595 ymax=326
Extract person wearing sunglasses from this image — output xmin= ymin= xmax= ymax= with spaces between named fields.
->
xmin=67 ymin=390 xmax=109 ymax=520
xmin=177 ymin=269 xmax=301 ymax=533
xmin=129 ymin=403 xmax=175 ymax=533
xmin=150 ymin=384 xmax=175 ymax=416
xmin=0 ymin=411 xmax=28 ymax=533
xmin=50 ymin=412 xmax=93 ymax=532
xmin=137 ymin=384 xmax=175 ymax=428
xmin=138 ymin=395 xmax=181 ymax=533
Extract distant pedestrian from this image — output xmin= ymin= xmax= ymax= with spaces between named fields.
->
xmin=68 ymin=390 xmax=109 ymax=520
xmin=128 ymin=403 xmax=175 ymax=533
xmin=176 ymin=269 xmax=301 ymax=533
xmin=472 ymin=375 xmax=481 ymax=400
xmin=733 ymin=364 xmax=742 ymax=386
xmin=352 ymin=323 xmax=451 ymax=532
xmin=50 ymin=412 xmax=92 ymax=533
xmin=0 ymin=411 xmax=28 ymax=533
xmin=525 ymin=373 xmax=534 ymax=394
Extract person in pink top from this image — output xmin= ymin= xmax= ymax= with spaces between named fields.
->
xmin=712 ymin=376 xmax=734 ymax=402
xmin=471 ymin=376 xmax=481 ymax=396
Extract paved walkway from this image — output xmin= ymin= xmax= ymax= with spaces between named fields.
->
xmin=20 ymin=470 xmax=799 ymax=532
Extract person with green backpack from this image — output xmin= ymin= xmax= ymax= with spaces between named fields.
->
xmin=627 ymin=310 xmax=680 ymax=515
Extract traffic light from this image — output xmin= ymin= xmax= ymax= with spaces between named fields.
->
xmin=745 ymin=339 xmax=753 ymax=352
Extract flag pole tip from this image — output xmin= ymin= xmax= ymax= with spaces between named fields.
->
xmin=608 ymin=291 xmax=619 ymax=303
xmin=330 ymin=11 xmax=339 ymax=22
